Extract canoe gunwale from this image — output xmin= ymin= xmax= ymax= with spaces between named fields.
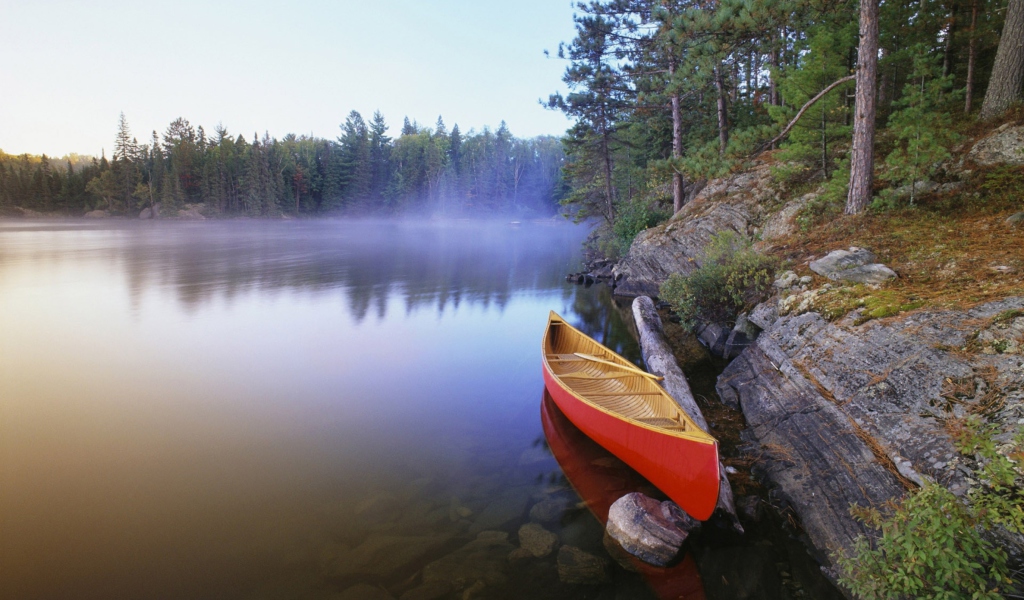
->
xmin=542 ymin=312 xmax=716 ymax=446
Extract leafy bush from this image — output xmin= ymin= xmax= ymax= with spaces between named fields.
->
xmin=659 ymin=231 xmax=777 ymax=327
xmin=612 ymin=200 xmax=670 ymax=256
xmin=838 ymin=417 xmax=1023 ymax=599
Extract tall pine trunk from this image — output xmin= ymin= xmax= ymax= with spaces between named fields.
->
xmin=670 ymin=61 xmax=685 ymax=214
xmin=980 ymin=0 xmax=1024 ymax=120
xmin=846 ymin=0 xmax=880 ymax=215
xmin=715 ymin=64 xmax=729 ymax=155
xmin=965 ymin=0 xmax=979 ymax=113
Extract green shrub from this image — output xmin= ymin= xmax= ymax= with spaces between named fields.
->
xmin=659 ymin=231 xmax=777 ymax=327
xmin=612 ymin=200 xmax=669 ymax=256
xmin=838 ymin=417 xmax=1023 ymax=599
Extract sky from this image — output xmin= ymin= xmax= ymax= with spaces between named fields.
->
xmin=0 ymin=0 xmax=578 ymax=157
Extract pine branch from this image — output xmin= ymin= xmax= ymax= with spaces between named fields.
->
xmin=752 ymin=74 xmax=856 ymax=157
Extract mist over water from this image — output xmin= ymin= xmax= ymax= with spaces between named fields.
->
xmin=0 ymin=218 xmax=652 ymax=599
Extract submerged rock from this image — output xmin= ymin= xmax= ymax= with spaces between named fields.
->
xmin=467 ymin=487 xmax=532 ymax=534
xmin=334 ymin=583 xmax=395 ymax=600
xmin=323 ymin=533 xmax=453 ymax=580
xmin=422 ymin=531 xmax=514 ymax=591
xmin=604 ymin=492 xmax=700 ymax=567
xmin=556 ymin=545 xmax=611 ymax=584
xmin=517 ymin=523 xmax=558 ymax=558
xmin=398 ymin=580 xmax=453 ymax=600
xmin=528 ymin=496 xmax=572 ymax=524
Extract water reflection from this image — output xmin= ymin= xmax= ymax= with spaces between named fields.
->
xmin=0 ymin=218 xmax=656 ymax=600
xmin=541 ymin=393 xmax=706 ymax=600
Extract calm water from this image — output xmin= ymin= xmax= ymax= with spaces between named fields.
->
xmin=0 ymin=219 xmax=839 ymax=600
xmin=0 ymin=219 xmax=650 ymax=599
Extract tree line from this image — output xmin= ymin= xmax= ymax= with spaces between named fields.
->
xmin=0 ymin=112 xmax=567 ymax=217
xmin=549 ymin=0 xmax=1024 ymax=245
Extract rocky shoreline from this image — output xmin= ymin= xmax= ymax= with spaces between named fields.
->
xmin=569 ymin=123 xmax=1024 ymax=591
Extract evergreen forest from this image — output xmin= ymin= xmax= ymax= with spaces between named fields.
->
xmin=0 ymin=113 xmax=566 ymax=217
xmin=547 ymin=0 xmax=1024 ymax=253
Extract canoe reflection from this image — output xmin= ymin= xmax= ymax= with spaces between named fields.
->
xmin=541 ymin=392 xmax=706 ymax=600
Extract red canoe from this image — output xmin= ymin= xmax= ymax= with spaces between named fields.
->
xmin=541 ymin=311 xmax=720 ymax=521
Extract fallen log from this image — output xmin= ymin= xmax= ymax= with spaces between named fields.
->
xmin=632 ymin=296 xmax=743 ymax=533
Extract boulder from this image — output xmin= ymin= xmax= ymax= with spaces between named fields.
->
xmin=809 ymin=247 xmax=897 ymax=284
xmin=517 ymin=523 xmax=558 ymax=557
xmin=605 ymin=492 xmax=700 ymax=566
xmin=556 ymin=545 xmax=610 ymax=584
xmin=723 ymin=313 xmax=760 ymax=359
xmin=139 ymin=207 xmax=153 ymax=219
xmin=696 ymin=322 xmax=730 ymax=357
xmin=965 ymin=124 xmax=1024 ymax=167
xmin=716 ymin=297 xmax=1024 ymax=575
xmin=1007 ymin=211 xmax=1024 ymax=227
xmin=748 ymin=302 xmax=780 ymax=330
xmin=84 ymin=209 xmax=109 ymax=218
xmin=808 ymin=247 xmax=875 ymax=275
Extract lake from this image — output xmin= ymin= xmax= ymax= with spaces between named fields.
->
xmin=0 ymin=219 xmax=839 ymax=600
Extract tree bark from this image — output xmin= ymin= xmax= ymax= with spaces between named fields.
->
xmin=942 ymin=6 xmax=957 ymax=78
xmin=753 ymin=75 xmax=856 ymax=156
xmin=979 ymin=0 xmax=1024 ymax=120
xmin=845 ymin=0 xmax=880 ymax=215
xmin=769 ymin=45 xmax=780 ymax=107
xmin=670 ymin=61 xmax=685 ymax=214
xmin=632 ymin=296 xmax=743 ymax=533
xmin=965 ymin=0 xmax=979 ymax=113
xmin=715 ymin=64 xmax=729 ymax=155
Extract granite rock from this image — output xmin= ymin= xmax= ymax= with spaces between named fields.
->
xmin=605 ymin=492 xmax=700 ymax=566
xmin=965 ymin=124 xmax=1024 ymax=167
xmin=717 ymin=297 xmax=1024 ymax=575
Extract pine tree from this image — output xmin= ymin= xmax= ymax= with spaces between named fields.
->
xmin=979 ymin=0 xmax=1024 ymax=119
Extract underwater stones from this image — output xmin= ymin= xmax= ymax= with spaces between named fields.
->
xmin=421 ymin=531 xmax=514 ymax=591
xmin=517 ymin=523 xmax=558 ymax=558
xmin=605 ymin=492 xmax=700 ymax=567
xmin=528 ymin=497 xmax=572 ymax=524
xmin=323 ymin=533 xmax=453 ymax=580
xmin=334 ymin=583 xmax=395 ymax=600
xmin=467 ymin=486 xmax=532 ymax=534
xmin=556 ymin=545 xmax=611 ymax=584
xmin=448 ymin=497 xmax=473 ymax=522
xmin=398 ymin=580 xmax=453 ymax=600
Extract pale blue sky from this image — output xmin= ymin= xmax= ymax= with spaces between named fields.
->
xmin=1 ymin=0 xmax=577 ymax=157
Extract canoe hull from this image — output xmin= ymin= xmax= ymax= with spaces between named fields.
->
xmin=543 ymin=362 xmax=720 ymax=521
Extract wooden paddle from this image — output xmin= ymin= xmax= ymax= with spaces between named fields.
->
xmin=573 ymin=352 xmax=664 ymax=381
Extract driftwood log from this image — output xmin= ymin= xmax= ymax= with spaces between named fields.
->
xmin=632 ymin=296 xmax=743 ymax=532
